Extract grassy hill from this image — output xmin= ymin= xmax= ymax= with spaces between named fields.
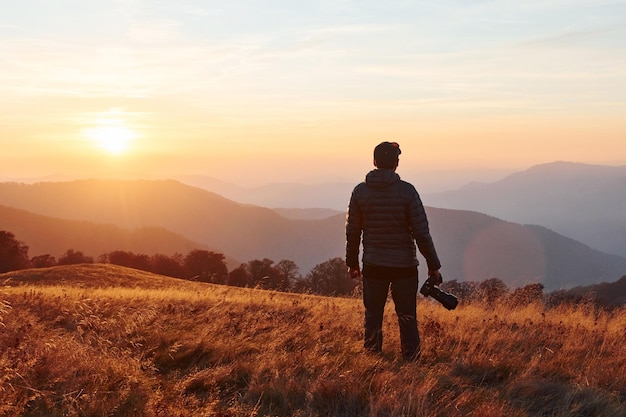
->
xmin=1 ymin=265 xmax=625 ymax=416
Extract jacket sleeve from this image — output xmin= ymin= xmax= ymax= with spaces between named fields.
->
xmin=345 ymin=187 xmax=363 ymax=269
xmin=406 ymin=186 xmax=441 ymax=272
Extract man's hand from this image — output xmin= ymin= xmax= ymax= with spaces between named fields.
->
xmin=429 ymin=269 xmax=442 ymax=285
xmin=348 ymin=266 xmax=361 ymax=279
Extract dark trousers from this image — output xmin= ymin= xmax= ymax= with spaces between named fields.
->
xmin=362 ymin=264 xmax=420 ymax=359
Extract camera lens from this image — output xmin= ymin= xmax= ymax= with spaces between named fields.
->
xmin=430 ymin=287 xmax=458 ymax=310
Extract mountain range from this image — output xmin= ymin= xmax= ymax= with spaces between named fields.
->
xmin=174 ymin=174 xmax=354 ymax=212
xmin=1 ymin=177 xmax=625 ymax=290
xmin=0 ymin=180 xmax=342 ymax=273
xmin=425 ymin=161 xmax=626 ymax=259
xmin=12 ymin=160 xmax=622 ymax=260
xmin=175 ymin=162 xmax=625 ymax=261
xmin=0 ymin=204 xmax=204 ymax=258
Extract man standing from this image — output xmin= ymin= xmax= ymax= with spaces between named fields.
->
xmin=346 ymin=141 xmax=442 ymax=360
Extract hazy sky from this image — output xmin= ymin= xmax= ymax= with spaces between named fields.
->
xmin=2 ymin=0 xmax=625 ymax=187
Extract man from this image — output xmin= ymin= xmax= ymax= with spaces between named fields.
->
xmin=346 ymin=141 xmax=442 ymax=360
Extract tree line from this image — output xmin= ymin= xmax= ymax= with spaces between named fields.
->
xmin=2 ymin=229 xmax=621 ymax=308
xmin=0 ymin=230 xmax=356 ymax=296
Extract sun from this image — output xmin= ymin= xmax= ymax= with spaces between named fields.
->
xmin=85 ymin=120 xmax=137 ymax=155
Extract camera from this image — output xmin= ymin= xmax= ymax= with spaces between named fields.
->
xmin=420 ymin=274 xmax=458 ymax=310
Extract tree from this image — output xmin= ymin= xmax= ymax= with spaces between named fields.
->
xmin=0 ymin=230 xmax=30 ymax=273
xmin=304 ymin=257 xmax=356 ymax=296
xmin=228 ymin=264 xmax=250 ymax=287
xmin=183 ymin=250 xmax=228 ymax=283
xmin=57 ymin=249 xmax=94 ymax=265
xmin=440 ymin=280 xmax=479 ymax=304
xmin=247 ymin=258 xmax=273 ymax=282
xmin=150 ymin=253 xmax=184 ymax=278
xmin=105 ymin=250 xmax=151 ymax=271
xmin=30 ymin=254 xmax=57 ymax=268
xmin=509 ymin=283 xmax=545 ymax=307
xmin=247 ymin=258 xmax=282 ymax=289
xmin=275 ymin=259 xmax=301 ymax=291
xmin=478 ymin=277 xmax=509 ymax=304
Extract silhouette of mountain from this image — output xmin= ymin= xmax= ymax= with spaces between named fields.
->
xmin=273 ymin=208 xmax=343 ymax=220
xmin=0 ymin=204 xmax=211 ymax=261
xmin=172 ymin=167 xmax=514 ymax=210
xmin=0 ymin=180 xmax=342 ymax=272
xmin=425 ymin=161 xmax=626 ymax=258
xmin=1 ymin=179 xmax=625 ymax=289
xmin=425 ymin=207 xmax=626 ymax=290
xmin=175 ymin=174 xmax=354 ymax=210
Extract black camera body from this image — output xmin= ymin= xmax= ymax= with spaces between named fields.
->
xmin=420 ymin=274 xmax=458 ymax=310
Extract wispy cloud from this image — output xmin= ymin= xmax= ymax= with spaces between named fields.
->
xmin=2 ymin=1 xmax=625 ymax=123
xmin=513 ymin=24 xmax=626 ymax=48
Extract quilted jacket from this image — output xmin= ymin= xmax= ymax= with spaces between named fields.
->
xmin=345 ymin=169 xmax=441 ymax=271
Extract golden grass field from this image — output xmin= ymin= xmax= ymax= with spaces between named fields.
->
xmin=1 ymin=264 xmax=625 ymax=416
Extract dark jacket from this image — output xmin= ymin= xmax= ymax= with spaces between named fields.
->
xmin=345 ymin=169 xmax=441 ymax=271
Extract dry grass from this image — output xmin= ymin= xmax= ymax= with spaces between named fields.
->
xmin=1 ymin=264 xmax=625 ymax=416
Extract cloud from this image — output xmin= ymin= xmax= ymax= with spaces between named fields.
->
xmin=1 ymin=0 xmax=625 ymax=121
xmin=513 ymin=24 xmax=626 ymax=48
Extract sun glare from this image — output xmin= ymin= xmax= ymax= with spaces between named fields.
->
xmin=85 ymin=120 xmax=137 ymax=155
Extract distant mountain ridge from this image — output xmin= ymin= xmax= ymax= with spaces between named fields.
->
xmin=0 ymin=180 xmax=344 ymax=273
xmin=425 ymin=207 xmax=626 ymax=290
xmin=176 ymin=162 xmax=626 ymax=259
xmin=1 ymin=178 xmax=625 ymax=290
xmin=0 ymin=204 xmax=239 ymax=264
xmin=174 ymin=174 xmax=354 ymax=211
xmin=273 ymin=208 xmax=343 ymax=220
xmin=425 ymin=161 xmax=626 ymax=258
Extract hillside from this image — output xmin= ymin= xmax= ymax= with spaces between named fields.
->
xmin=425 ymin=161 xmax=626 ymax=258
xmin=0 ymin=180 xmax=342 ymax=272
xmin=0 ymin=263 xmax=188 ymax=289
xmin=273 ymin=207 xmax=343 ymax=220
xmin=175 ymin=174 xmax=354 ymax=210
xmin=1 ymin=179 xmax=626 ymax=289
xmin=426 ymin=208 xmax=626 ymax=290
xmin=1 ymin=264 xmax=625 ymax=416
xmin=0 ymin=204 xmax=212 ymax=261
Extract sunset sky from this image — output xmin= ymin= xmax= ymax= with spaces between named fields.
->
xmin=2 ymin=0 xmax=625 ymax=188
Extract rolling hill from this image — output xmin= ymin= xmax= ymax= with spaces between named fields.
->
xmin=1 ymin=179 xmax=625 ymax=290
xmin=0 ymin=204 xmax=217 ymax=261
xmin=0 ymin=180 xmax=343 ymax=272
xmin=174 ymin=174 xmax=354 ymax=210
xmin=426 ymin=208 xmax=626 ymax=290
